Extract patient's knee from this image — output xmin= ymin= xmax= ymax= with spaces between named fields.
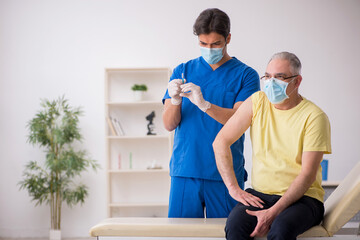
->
xmin=225 ymin=204 xmax=257 ymax=240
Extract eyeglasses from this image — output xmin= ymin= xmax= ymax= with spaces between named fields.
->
xmin=260 ymin=75 xmax=298 ymax=81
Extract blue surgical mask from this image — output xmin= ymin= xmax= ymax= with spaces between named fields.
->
xmin=263 ymin=78 xmax=295 ymax=104
xmin=200 ymin=46 xmax=224 ymax=64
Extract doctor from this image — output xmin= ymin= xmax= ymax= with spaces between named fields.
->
xmin=162 ymin=8 xmax=260 ymax=218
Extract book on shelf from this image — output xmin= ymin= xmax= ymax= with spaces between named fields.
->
xmin=106 ymin=116 xmax=117 ymax=136
xmin=115 ymin=117 xmax=125 ymax=135
xmin=110 ymin=116 xmax=125 ymax=136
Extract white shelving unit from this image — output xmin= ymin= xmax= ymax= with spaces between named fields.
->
xmin=105 ymin=68 xmax=172 ymax=217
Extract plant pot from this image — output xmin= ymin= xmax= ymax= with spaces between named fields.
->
xmin=49 ymin=229 xmax=61 ymax=240
xmin=133 ymin=90 xmax=144 ymax=101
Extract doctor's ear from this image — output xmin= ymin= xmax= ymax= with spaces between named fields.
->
xmin=226 ymin=33 xmax=231 ymax=44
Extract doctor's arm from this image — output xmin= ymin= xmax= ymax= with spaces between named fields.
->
xmin=180 ymin=83 xmax=243 ymax=125
xmin=246 ymin=151 xmax=324 ymax=237
xmin=162 ymin=79 xmax=184 ymax=131
xmin=206 ymin=101 xmax=242 ymax=125
xmin=213 ymin=97 xmax=264 ymax=208
xmin=162 ymin=99 xmax=181 ymax=131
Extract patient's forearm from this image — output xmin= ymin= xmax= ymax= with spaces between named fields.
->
xmin=213 ymin=140 xmax=240 ymax=193
xmin=270 ymin=173 xmax=314 ymax=216
xmin=270 ymin=151 xmax=323 ymax=216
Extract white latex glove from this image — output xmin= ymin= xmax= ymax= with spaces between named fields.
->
xmin=180 ymin=83 xmax=211 ymax=112
xmin=168 ymin=79 xmax=184 ymax=105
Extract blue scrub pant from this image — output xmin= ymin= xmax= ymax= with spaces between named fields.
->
xmin=168 ymin=176 xmax=238 ymax=218
xmin=225 ymin=189 xmax=324 ymax=240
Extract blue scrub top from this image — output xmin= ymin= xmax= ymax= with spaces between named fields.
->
xmin=163 ymin=57 xmax=260 ymax=184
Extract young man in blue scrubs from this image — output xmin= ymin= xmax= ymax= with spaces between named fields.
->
xmin=162 ymin=8 xmax=260 ymax=218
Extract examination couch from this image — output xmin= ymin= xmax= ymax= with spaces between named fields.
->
xmin=90 ymin=162 xmax=360 ymax=239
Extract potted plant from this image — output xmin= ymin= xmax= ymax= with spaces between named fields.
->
xmin=131 ymin=84 xmax=147 ymax=101
xmin=18 ymin=96 xmax=100 ymax=240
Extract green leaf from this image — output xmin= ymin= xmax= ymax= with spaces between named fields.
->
xmin=62 ymin=184 xmax=88 ymax=207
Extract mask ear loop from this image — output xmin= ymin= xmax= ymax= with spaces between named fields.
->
xmin=286 ymin=77 xmax=299 ymax=98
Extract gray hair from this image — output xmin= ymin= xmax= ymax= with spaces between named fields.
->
xmin=269 ymin=52 xmax=302 ymax=75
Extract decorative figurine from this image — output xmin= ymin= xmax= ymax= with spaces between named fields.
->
xmin=146 ymin=111 xmax=156 ymax=135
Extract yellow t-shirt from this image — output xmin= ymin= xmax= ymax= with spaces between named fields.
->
xmin=250 ymin=91 xmax=332 ymax=202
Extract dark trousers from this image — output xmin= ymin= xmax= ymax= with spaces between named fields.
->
xmin=225 ymin=189 xmax=324 ymax=240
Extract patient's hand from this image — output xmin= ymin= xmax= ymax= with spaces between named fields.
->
xmin=246 ymin=209 xmax=275 ymax=237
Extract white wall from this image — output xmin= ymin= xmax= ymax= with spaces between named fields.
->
xmin=0 ymin=0 xmax=359 ymax=237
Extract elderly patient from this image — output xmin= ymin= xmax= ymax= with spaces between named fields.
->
xmin=213 ymin=52 xmax=332 ymax=240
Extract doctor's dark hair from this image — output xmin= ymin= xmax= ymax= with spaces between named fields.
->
xmin=193 ymin=8 xmax=230 ymax=40
xmin=270 ymin=52 xmax=302 ymax=75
